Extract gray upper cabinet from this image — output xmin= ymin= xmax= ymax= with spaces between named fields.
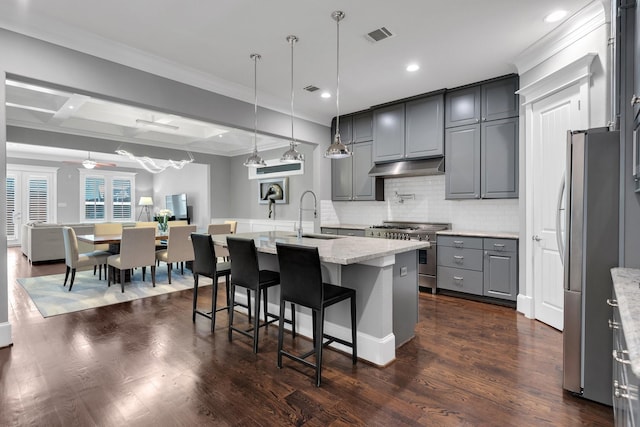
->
xmin=333 ymin=115 xmax=353 ymax=144
xmin=445 ymin=86 xmax=481 ymax=128
xmin=373 ymin=103 xmax=405 ymax=162
xmin=481 ymin=78 xmax=519 ymax=122
xmin=405 ymin=94 xmax=445 ymax=158
xmin=353 ymin=141 xmax=375 ymax=200
xmin=353 ymin=111 xmax=373 ymax=143
xmin=445 ymin=124 xmax=481 ymax=199
xmin=331 ymin=144 xmax=354 ymax=201
xmin=481 ymin=118 xmax=519 ymax=198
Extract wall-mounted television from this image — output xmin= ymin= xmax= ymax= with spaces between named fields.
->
xmin=165 ymin=193 xmax=188 ymax=219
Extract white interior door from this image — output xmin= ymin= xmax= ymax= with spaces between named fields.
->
xmin=531 ymin=85 xmax=581 ymax=330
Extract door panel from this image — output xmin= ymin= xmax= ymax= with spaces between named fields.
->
xmin=532 ymin=86 xmax=580 ymax=330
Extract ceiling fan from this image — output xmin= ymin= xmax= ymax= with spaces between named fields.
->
xmin=63 ymin=151 xmax=116 ymax=169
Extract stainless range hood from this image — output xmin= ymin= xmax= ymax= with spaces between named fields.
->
xmin=368 ymin=157 xmax=445 ymax=178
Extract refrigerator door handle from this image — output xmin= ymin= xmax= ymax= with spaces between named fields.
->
xmin=556 ymin=172 xmax=566 ymax=265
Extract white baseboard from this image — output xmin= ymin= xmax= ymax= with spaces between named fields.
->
xmin=517 ymin=294 xmax=534 ymax=319
xmin=0 ymin=322 xmax=13 ymax=348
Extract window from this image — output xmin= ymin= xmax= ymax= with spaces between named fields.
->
xmin=80 ymin=170 xmax=135 ymax=222
xmin=28 ymin=177 xmax=50 ymax=222
xmin=6 ymin=176 xmax=16 ymax=240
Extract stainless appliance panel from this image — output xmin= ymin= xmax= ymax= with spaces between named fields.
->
xmin=562 ymin=290 xmax=582 ymax=393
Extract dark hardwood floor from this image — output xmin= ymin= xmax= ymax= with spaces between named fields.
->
xmin=1 ymin=247 xmax=612 ymax=426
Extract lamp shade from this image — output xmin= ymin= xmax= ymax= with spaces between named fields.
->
xmin=138 ymin=196 xmax=154 ymax=206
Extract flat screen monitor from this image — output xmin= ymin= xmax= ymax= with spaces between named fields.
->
xmin=165 ymin=193 xmax=188 ymax=219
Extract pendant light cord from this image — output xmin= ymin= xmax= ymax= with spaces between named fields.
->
xmin=335 ymin=13 xmax=341 ymax=138
xmin=290 ymin=37 xmax=296 ymax=145
xmin=252 ymin=54 xmax=260 ymax=153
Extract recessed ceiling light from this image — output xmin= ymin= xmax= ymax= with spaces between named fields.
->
xmin=321 ymin=92 xmax=331 ymax=99
xmin=544 ymin=10 xmax=568 ymax=23
xmin=406 ymin=64 xmax=420 ymax=72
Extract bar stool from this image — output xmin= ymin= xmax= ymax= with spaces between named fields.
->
xmin=190 ymin=233 xmax=232 ymax=332
xmin=276 ymin=242 xmax=357 ymax=387
xmin=226 ymin=237 xmax=295 ymax=354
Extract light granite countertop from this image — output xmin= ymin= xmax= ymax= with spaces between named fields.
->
xmin=320 ymin=224 xmax=370 ymax=230
xmin=611 ymin=267 xmax=640 ymax=376
xmin=436 ymin=230 xmax=519 ymax=239
xmin=210 ymin=230 xmax=429 ymax=265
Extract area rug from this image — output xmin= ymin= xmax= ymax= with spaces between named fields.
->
xmin=16 ymin=268 xmax=212 ymax=318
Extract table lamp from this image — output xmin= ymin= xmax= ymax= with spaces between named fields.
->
xmin=138 ymin=196 xmax=153 ymax=221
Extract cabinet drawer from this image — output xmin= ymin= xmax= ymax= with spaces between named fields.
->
xmin=437 ymin=266 xmax=484 ymax=296
xmin=437 ymin=246 xmax=483 ymax=271
xmin=337 ymin=228 xmax=365 ymax=237
xmin=320 ymin=228 xmax=338 ymax=235
xmin=438 ymin=235 xmax=483 ymax=249
xmin=483 ymin=238 xmax=517 ymax=253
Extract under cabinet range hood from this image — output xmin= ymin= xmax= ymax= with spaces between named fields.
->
xmin=368 ymin=157 xmax=445 ymax=178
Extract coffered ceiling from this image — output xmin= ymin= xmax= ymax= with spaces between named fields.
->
xmin=0 ymin=0 xmax=597 ymax=161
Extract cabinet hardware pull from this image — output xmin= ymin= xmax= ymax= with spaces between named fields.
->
xmin=609 ymin=319 xmax=620 ymax=330
xmin=493 ymin=243 xmax=505 ymax=248
xmin=613 ymin=349 xmax=632 ymax=365
xmin=453 ymin=240 xmax=463 ymax=247
xmin=453 ymin=276 xmax=464 ymax=281
xmin=607 ymin=299 xmax=619 ymax=307
xmin=631 ymin=94 xmax=640 ymax=106
xmin=453 ymin=255 xmax=464 ymax=260
xmin=614 ymin=381 xmax=631 ymax=399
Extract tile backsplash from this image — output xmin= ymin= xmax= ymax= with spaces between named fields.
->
xmin=321 ymin=175 xmax=519 ymax=232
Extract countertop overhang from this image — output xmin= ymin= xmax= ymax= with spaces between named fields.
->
xmin=210 ymin=231 xmax=429 ymax=265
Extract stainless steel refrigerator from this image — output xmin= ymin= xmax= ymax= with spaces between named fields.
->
xmin=560 ymin=127 xmax=619 ymax=406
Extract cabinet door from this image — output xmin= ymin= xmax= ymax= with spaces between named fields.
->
xmin=353 ymin=141 xmax=375 ymax=200
xmin=445 ymin=86 xmax=481 ymax=128
xmin=483 ymin=250 xmax=517 ymax=301
xmin=331 ymin=149 xmax=353 ymax=201
xmin=481 ymin=78 xmax=519 ymax=122
xmin=481 ymin=117 xmax=519 ymax=198
xmin=373 ymin=103 xmax=405 ymax=162
xmin=445 ymin=124 xmax=480 ymax=199
xmin=405 ymin=94 xmax=444 ymax=158
xmin=332 ymin=115 xmax=353 ymax=143
xmin=353 ymin=111 xmax=373 ymax=143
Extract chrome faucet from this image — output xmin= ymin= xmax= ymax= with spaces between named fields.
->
xmin=297 ymin=190 xmax=317 ymax=239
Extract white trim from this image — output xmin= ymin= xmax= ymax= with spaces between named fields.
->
xmin=514 ymin=1 xmax=607 ymax=74
xmin=7 ymin=164 xmax=59 ymax=173
xmin=0 ymin=322 xmax=12 ymax=348
xmin=517 ymin=293 xmax=534 ymax=319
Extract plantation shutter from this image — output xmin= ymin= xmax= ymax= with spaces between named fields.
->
xmin=27 ymin=178 xmax=49 ymax=222
xmin=6 ymin=176 xmax=16 ymax=239
xmin=84 ymin=176 xmax=105 ymax=220
xmin=112 ymin=178 xmax=132 ymax=220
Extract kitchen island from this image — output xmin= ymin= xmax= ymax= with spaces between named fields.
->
xmin=210 ymin=230 xmax=429 ymax=366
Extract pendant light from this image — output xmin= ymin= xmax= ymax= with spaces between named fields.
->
xmin=244 ymin=53 xmax=267 ymax=168
xmin=324 ymin=10 xmax=352 ymax=159
xmin=281 ymin=35 xmax=304 ymax=163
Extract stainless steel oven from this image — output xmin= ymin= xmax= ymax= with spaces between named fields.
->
xmin=365 ymin=221 xmax=450 ymax=294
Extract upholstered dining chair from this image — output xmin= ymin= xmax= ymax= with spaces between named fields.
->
xmin=169 ymin=220 xmax=189 ymax=227
xmin=276 ymin=242 xmax=357 ymax=387
xmin=107 ymin=227 xmax=157 ymax=292
xmin=62 ymin=226 xmax=111 ymax=291
xmin=227 ymin=236 xmax=295 ymax=354
xmin=155 ymin=225 xmax=197 ymax=284
xmin=135 ymin=221 xmax=157 ymax=228
xmin=224 ymin=220 xmax=238 ymax=234
xmin=92 ymin=222 xmax=123 ymax=274
xmin=190 ymin=233 xmax=232 ymax=332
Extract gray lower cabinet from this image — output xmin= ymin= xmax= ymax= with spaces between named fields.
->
xmin=320 ymin=227 xmax=338 ymax=235
xmin=337 ymin=228 xmax=365 ymax=237
xmin=437 ymin=235 xmax=518 ymax=302
xmin=611 ymin=288 xmax=638 ymax=426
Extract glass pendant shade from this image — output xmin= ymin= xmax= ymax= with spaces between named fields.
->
xmin=324 ymin=10 xmax=352 ymax=159
xmin=245 ymin=53 xmax=266 ymax=168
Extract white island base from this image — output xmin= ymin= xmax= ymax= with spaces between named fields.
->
xmin=214 ymin=231 xmax=426 ymax=367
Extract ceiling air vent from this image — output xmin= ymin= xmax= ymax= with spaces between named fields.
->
xmin=365 ymin=27 xmax=394 ymax=43
xmin=303 ymin=85 xmax=320 ymax=92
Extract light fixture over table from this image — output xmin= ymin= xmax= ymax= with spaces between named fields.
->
xmin=324 ymin=10 xmax=352 ymax=159
xmin=244 ymin=53 xmax=267 ymax=168
xmin=280 ymin=35 xmax=304 ymax=163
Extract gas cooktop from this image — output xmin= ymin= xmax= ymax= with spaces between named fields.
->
xmin=365 ymin=221 xmax=450 ymax=240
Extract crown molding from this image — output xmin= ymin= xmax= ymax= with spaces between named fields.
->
xmin=514 ymin=1 xmax=607 ymax=75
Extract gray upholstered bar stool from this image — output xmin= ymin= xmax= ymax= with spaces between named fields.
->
xmin=276 ymin=242 xmax=357 ymax=387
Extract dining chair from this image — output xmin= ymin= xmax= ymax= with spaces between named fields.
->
xmin=227 ymin=237 xmax=295 ymax=354
xmin=190 ymin=233 xmax=232 ymax=332
xmin=62 ymin=227 xmax=111 ymax=291
xmin=135 ymin=221 xmax=157 ymax=228
xmin=107 ymin=227 xmax=156 ymax=292
xmin=92 ymin=222 xmax=123 ymax=274
xmin=155 ymin=225 xmax=196 ymax=284
xmin=169 ymin=220 xmax=189 ymax=227
xmin=224 ymin=220 xmax=238 ymax=234
xmin=276 ymin=242 xmax=357 ymax=387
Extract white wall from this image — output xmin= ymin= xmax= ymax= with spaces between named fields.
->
xmin=153 ymin=162 xmax=209 ymax=228
xmin=322 ymin=175 xmax=519 ymax=232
